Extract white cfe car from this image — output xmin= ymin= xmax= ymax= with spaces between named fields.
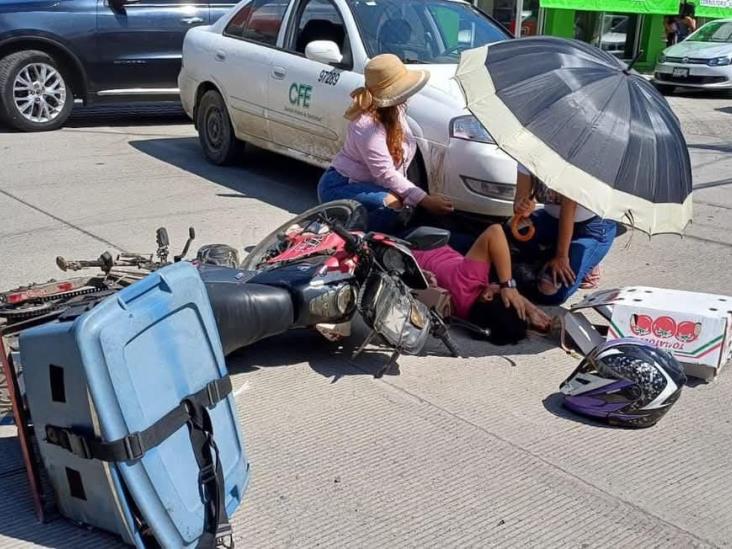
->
xmin=179 ymin=0 xmax=519 ymax=217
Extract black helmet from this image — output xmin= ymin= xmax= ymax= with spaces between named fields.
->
xmin=560 ymin=338 xmax=686 ymax=428
xmin=196 ymin=244 xmax=240 ymax=269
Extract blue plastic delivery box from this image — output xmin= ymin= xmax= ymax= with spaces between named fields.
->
xmin=20 ymin=262 xmax=249 ymax=547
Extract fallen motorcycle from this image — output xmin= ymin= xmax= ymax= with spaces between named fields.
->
xmin=2 ymin=200 xmax=459 ymax=378
xmin=0 ymin=201 xmax=460 ymax=534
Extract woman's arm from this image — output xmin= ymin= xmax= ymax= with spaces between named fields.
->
xmin=514 ymin=168 xmax=536 ymax=217
xmin=545 ymin=196 xmax=577 ymax=287
xmin=556 ymin=197 xmax=576 ymax=259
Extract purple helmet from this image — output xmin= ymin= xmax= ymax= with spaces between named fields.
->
xmin=560 ymin=338 xmax=686 ymax=428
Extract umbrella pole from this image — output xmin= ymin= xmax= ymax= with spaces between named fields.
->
xmin=514 ymin=0 xmax=524 ymax=38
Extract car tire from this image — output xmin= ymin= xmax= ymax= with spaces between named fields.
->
xmin=197 ymin=89 xmax=244 ymax=165
xmin=654 ymin=83 xmax=675 ymax=95
xmin=0 ymin=50 xmax=74 ymax=132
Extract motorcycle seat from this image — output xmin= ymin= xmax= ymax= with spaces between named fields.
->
xmin=200 ymin=266 xmax=294 ymax=355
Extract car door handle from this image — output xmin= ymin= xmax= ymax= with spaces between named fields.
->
xmin=215 ymin=50 xmax=226 ymax=62
xmin=181 ymin=16 xmax=204 ymax=25
xmin=272 ymin=67 xmax=287 ymax=80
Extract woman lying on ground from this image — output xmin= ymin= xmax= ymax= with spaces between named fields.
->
xmin=317 ymin=54 xmax=453 ymax=234
xmin=510 ymin=167 xmax=618 ymax=305
xmin=413 ymin=224 xmax=552 ymax=345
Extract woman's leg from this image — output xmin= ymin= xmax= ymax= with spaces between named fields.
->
xmin=350 ymin=186 xmax=403 ymax=233
xmin=317 ymin=168 xmax=346 ymax=204
xmin=535 ymin=219 xmax=617 ymax=305
xmin=317 ymin=170 xmax=403 ymax=233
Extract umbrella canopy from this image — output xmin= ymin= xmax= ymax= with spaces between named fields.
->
xmin=455 ymin=37 xmax=693 ymax=235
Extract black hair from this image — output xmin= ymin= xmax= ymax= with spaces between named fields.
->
xmin=468 ymin=297 xmax=528 ymax=345
xmin=680 ymin=2 xmax=695 ymax=17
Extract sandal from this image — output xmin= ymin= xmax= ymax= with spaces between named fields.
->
xmin=580 ymin=266 xmax=601 ymax=290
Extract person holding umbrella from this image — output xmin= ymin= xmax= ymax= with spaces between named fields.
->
xmin=455 ymin=37 xmax=693 ymax=304
xmin=510 ymin=167 xmax=617 ymax=305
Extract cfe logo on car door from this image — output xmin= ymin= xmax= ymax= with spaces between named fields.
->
xmin=289 ymin=83 xmax=312 ymax=108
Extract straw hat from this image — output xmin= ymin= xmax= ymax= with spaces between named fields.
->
xmin=344 ymin=54 xmax=429 ymax=120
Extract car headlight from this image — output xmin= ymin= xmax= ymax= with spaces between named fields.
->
xmin=708 ymin=56 xmax=732 ymax=66
xmin=658 ymin=54 xmax=667 ymax=63
xmin=461 ymin=177 xmax=516 ymax=200
xmin=450 ymin=115 xmax=495 ymax=144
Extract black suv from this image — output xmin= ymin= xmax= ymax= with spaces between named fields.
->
xmin=0 ymin=0 xmax=235 ymax=131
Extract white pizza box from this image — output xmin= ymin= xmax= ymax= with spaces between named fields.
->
xmin=572 ymin=287 xmax=732 ymax=381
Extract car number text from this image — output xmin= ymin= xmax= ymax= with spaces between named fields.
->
xmin=318 ymin=69 xmax=340 ymax=86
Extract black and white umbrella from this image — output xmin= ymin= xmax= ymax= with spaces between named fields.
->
xmin=455 ymin=37 xmax=693 ymax=235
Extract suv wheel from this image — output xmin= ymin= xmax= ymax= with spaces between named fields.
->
xmin=197 ymin=89 xmax=244 ymax=165
xmin=0 ymin=51 xmax=74 ymax=131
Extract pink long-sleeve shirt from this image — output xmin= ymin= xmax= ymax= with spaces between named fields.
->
xmin=330 ymin=113 xmax=427 ymax=207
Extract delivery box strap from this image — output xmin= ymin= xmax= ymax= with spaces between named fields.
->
xmin=187 ymin=396 xmax=233 ymax=549
xmin=44 ymin=376 xmax=232 ymax=463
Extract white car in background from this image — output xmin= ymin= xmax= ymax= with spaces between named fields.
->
xmin=179 ymin=0 xmax=519 ymax=217
xmin=654 ymin=18 xmax=732 ymax=93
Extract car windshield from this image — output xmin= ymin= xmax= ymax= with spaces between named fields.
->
xmin=348 ymin=0 xmax=509 ymax=64
xmin=687 ymin=21 xmax=732 ymax=43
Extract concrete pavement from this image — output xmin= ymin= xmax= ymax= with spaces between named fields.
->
xmin=0 ymin=93 xmax=731 ymax=548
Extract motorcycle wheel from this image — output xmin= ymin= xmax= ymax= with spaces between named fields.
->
xmin=241 ymin=200 xmax=368 ymax=271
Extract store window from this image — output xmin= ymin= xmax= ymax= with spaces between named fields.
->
xmin=574 ymin=11 xmax=642 ymax=60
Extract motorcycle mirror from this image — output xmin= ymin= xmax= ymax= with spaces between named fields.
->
xmin=156 ymin=227 xmax=170 ymax=248
xmin=174 ymin=227 xmax=196 ymax=262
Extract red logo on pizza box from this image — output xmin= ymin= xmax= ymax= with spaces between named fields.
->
xmin=652 ymin=316 xmax=677 ymax=339
xmin=630 ymin=314 xmax=702 ymax=341
xmin=675 ymin=321 xmax=702 ymax=343
xmin=630 ymin=314 xmax=653 ymax=336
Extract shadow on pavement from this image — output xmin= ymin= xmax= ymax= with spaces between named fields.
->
xmin=226 ymin=318 xmax=557 ymax=382
xmin=130 ymin=137 xmax=321 ymax=216
xmin=670 ymin=89 xmax=732 ymax=100
xmin=0 ymin=437 xmax=122 ymax=548
xmin=542 ymin=392 xmax=618 ymax=429
xmin=66 ymin=103 xmax=188 ymax=128
xmin=0 ymin=103 xmax=188 ymax=134
xmin=688 ymin=142 xmax=732 ymax=154
xmin=718 ymin=106 xmax=732 ymax=115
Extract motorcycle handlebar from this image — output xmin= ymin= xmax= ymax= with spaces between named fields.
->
xmin=55 ymin=252 xmax=115 ymax=272
xmin=325 ymin=217 xmax=361 ymax=253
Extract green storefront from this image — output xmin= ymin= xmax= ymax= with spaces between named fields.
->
xmin=472 ymin=0 xmax=732 ymax=73
xmin=539 ymin=1 xmax=732 ymax=72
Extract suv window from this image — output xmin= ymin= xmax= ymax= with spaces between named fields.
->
xmin=225 ymin=0 xmax=288 ymax=46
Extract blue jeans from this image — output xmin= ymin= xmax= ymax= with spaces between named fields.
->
xmin=317 ymin=168 xmax=401 ymax=234
xmin=514 ymin=210 xmax=617 ymax=305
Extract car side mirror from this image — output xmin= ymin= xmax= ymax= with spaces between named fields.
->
xmin=305 ymin=40 xmax=343 ymax=65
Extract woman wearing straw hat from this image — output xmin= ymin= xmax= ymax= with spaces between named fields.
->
xmin=318 ymin=54 xmax=454 ymax=233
